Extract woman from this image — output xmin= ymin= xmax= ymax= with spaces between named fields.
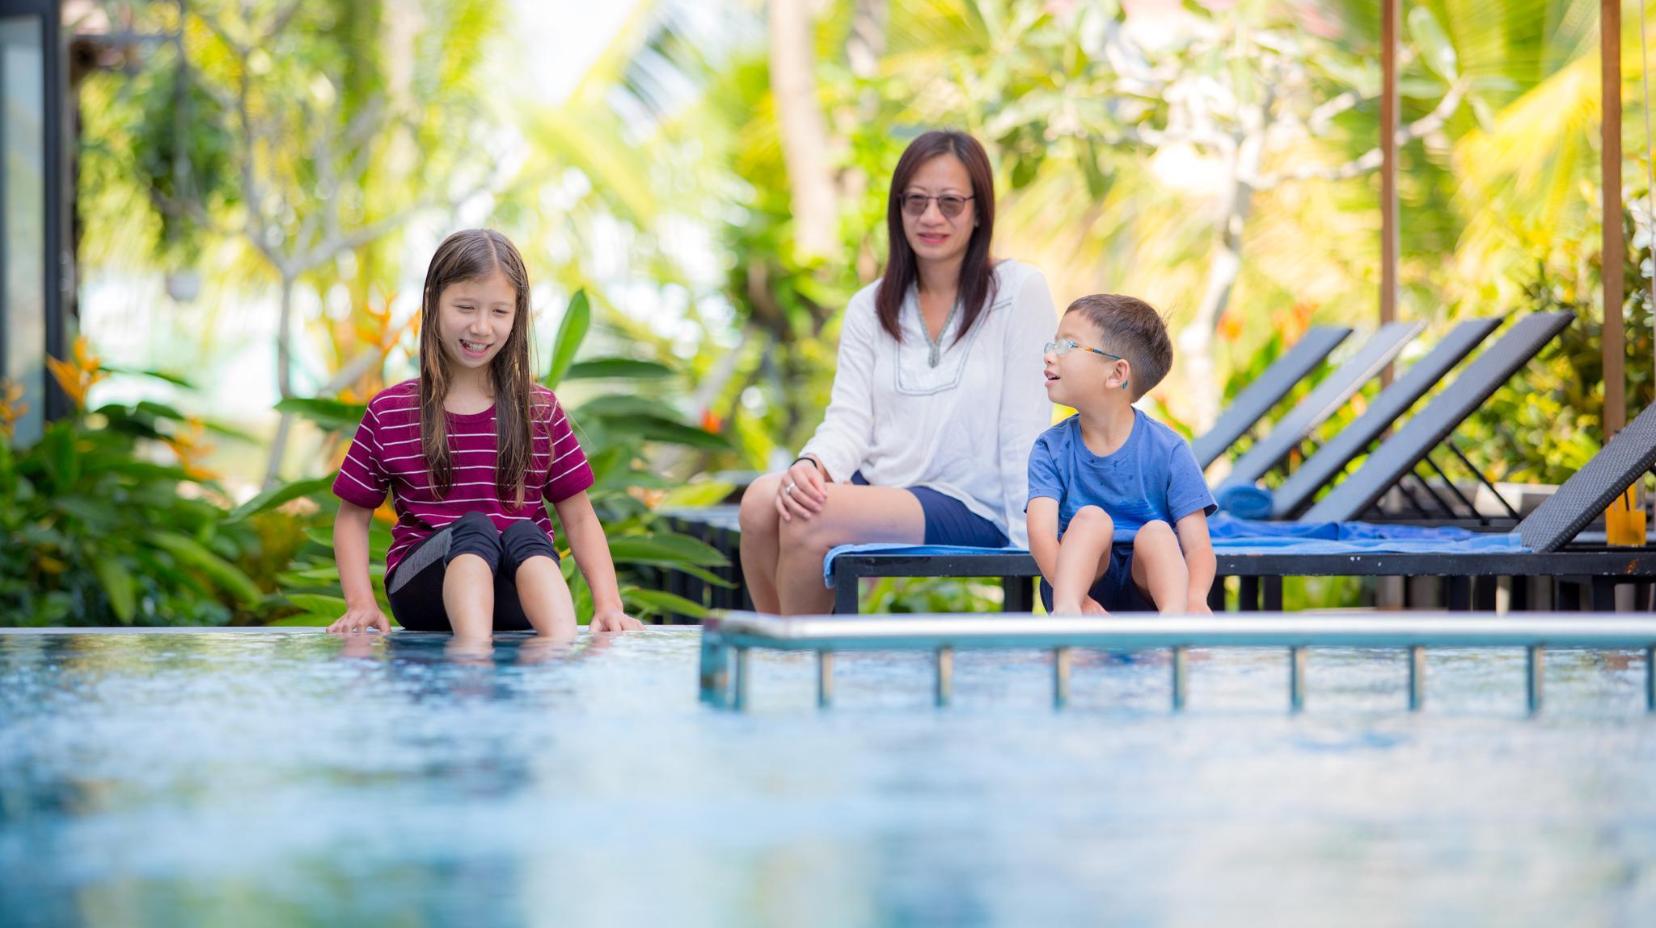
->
xmin=738 ymin=130 xmax=1056 ymax=614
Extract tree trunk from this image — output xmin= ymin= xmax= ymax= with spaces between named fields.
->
xmin=769 ymin=0 xmax=837 ymax=260
xmin=1179 ymin=133 xmax=1260 ymax=435
xmin=263 ymin=274 xmax=298 ymax=486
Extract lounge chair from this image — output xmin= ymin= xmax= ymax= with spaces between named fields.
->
xmin=1218 ymin=318 xmax=1498 ymax=503
xmin=1191 ymin=324 xmax=1354 ymax=468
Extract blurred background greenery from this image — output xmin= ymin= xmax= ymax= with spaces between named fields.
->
xmin=6 ymin=0 xmax=1655 ymax=624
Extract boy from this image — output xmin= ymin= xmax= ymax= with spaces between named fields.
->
xmin=1026 ymin=294 xmax=1216 ymax=614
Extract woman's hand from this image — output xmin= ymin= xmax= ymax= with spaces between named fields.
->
xmin=328 ymin=602 xmax=390 ymax=634
xmin=775 ymin=458 xmax=829 ymax=523
xmin=590 ymin=608 xmax=644 ymax=632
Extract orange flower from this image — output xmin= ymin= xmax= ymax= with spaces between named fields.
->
xmin=699 ymin=408 xmax=724 ymax=434
xmin=164 ymin=416 xmax=220 ymax=482
xmin=0 ymin=379 xmax=26 ymax=440
xmin=45 ymin=336 xmax=107 ymax=410
xmin=1216 ymin=310 xmax=1244 ymax=343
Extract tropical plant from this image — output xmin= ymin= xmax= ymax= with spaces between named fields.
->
xmin=0 ymin=345 xmax=266 ymax=626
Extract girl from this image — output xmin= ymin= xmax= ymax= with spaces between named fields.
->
xmin=327 ymin=229 xmax=641 ymax=639
xmin=737 ymin=130 xmax=1057 ymax=614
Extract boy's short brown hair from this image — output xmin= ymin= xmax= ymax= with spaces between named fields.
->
xmin=1065 ymin=294 xmax=1173 ymax=400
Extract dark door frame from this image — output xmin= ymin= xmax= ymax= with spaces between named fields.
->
xmin=0 ymin=0 xmax=66 ymax=424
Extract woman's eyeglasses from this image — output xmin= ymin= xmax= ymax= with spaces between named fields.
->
xmin=1043 ymin=338 xmax=1123 ymax=362
xmin=902 ymin=193 xmax=975 ymax=218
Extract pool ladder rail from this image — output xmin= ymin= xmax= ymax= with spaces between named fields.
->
xmin=698 ymin=611 xmax=1656 ymax=715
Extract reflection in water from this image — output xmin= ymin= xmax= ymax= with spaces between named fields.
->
xmin=1 ymin=630 xmax=1654 ymax=926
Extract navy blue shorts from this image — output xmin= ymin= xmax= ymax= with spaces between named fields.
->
xmin=850 ymin=472 xmax=1007 ymax=547
xmin=1038 ymin=545 xmax=1157 ymax=613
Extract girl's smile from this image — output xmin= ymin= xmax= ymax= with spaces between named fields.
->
xmin=438 ymin=270 xmax=518 ymax=374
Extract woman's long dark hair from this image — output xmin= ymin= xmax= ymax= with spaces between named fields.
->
xmin=874 ymin=130 xmax=998 ymax=342
xmin=417 ymin=229 xmax=537 ymax=509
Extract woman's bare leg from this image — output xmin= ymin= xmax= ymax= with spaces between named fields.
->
xmin=775 ymin=483 xmax=925 ymax=615
xmin=737 ymin=472 xmax=787 ymax=614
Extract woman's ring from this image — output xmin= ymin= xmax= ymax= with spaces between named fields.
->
xmin=784 ymin=482 xmax=796 ymax=495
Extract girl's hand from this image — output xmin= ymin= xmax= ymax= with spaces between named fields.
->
xmin=590 ymin=608 xmax=644 ymax=632
xmin=775 ymin=458 xmax=828 ymax=523
xmin=329 ymin=603 xmax=390 ymax=635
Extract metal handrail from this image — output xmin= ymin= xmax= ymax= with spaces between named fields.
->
xmin=698 ymin=611 xmax=1656 ymax=715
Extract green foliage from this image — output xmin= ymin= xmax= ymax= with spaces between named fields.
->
xmin=0 ymin=400 xmax=264 ymax=627
xmin=1450 ymin=197 xmax=1656 ymax=485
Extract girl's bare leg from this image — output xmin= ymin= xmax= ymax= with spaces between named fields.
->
xmin=443 ymin=553 xmax=495 ymax=643
xmin=514 ymin=555 xmax=579 ymax=641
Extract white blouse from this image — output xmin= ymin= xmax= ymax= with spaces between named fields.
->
xmin=801 ymin=259 xmax=1057 ymax=548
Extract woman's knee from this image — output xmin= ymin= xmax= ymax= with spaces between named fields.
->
xmin=739 ymin=473 xmax=785 ymax=534
xmin=776 ymin=496 xmax=836 ymax=553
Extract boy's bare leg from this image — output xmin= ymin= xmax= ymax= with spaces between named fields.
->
xmin=1053 ymin=506 xmax=1114 ymax=614
xmin=514 ymin=555 xmax=579 ymax=641
xmin=444 ymin=553 xmax=496 ymax=643
xmin=737 ymin=472 xmax=787 ymax=614
xmin=1130 ymin=520 xmax=1189 ymax=613
xmin=775 ymin=483 xmax=925 ymax=615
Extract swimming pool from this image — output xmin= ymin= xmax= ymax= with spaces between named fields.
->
xmin=2 ymin=627 xmax=1654 ymax=926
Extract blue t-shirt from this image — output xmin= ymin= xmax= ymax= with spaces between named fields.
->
xmin=1026 ymin=410 xmax=1217 ymax=543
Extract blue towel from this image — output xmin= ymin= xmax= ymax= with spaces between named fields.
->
xmin=821 ymin=517 xmax=1530 ymax=586
xmin=1217 ymin=484 xmax=1274 ymax=519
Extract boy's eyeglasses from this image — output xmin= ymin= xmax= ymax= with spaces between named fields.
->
xmin=901 ymin=193 xmax=975 ymax=218
xmin=1044 ymin=338 xmax=1124 ymax=362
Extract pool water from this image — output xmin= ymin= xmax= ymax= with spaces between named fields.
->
xmin=2 ymin=628 xmax=1654 ymax=927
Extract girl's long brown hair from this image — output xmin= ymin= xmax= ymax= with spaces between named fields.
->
xmin=418 ymin=229 xmax=538 ymax=509
xmin=874 ymin=130 xmax=999 ymax=342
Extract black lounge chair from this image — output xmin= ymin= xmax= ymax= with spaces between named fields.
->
xmin=1219 ymin=318 xmax=1496 ymax=502
xmin=1191 ymin=325 xmax=1353 ymax=468
xmin=1221 ymin=399 xmax=1656 ymax=611
xmin=1293 ymin=311 xmax=1574 ymax=523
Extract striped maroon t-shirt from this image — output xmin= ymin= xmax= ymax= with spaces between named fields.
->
xmin=331 ymin=379 xmax=595 ymax=577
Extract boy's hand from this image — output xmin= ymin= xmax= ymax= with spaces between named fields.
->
xmin=590 ymin=608 xmax=644 ymax=632
xmin=329 ymin=603 xmax=390 ymax=635
xmin=776 ymin=459 xmax=828 ymax=523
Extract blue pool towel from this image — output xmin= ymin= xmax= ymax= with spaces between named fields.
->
xmin=822 ymin=517 xmax=1528 ymax=585
xmin=1216 ymin=484 xmax=1274 ymax=519
xmin=1206 ymin=513 xmax=1528 ymax=555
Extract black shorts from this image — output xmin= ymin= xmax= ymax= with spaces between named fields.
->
xmin=384 ymin=511 xmax=561 ymax=632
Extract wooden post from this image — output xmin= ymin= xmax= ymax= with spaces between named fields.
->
xmin=1605 ymin=0 xmax=1626 ymax=436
